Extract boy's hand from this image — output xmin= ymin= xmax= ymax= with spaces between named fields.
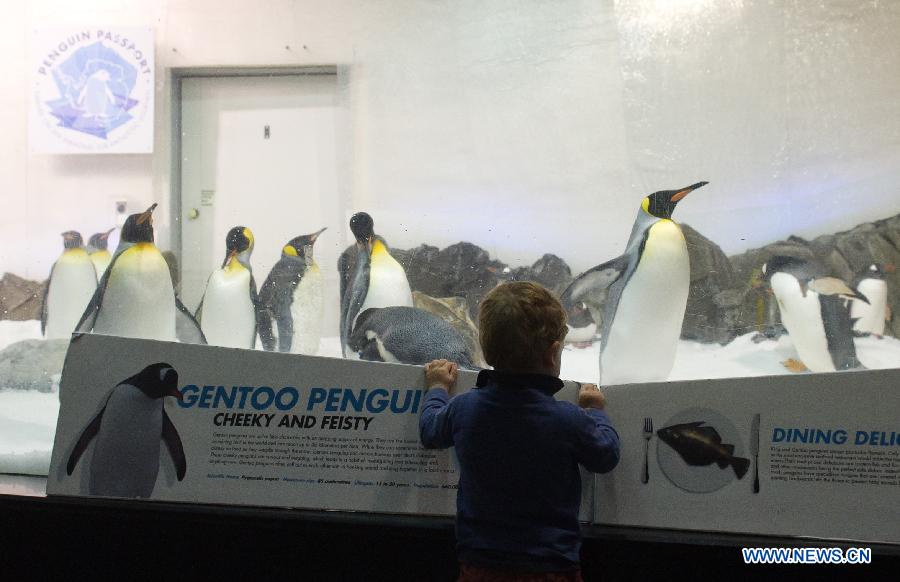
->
xmin=425 ymin=359 xmax=458 ymax=393
xmin=578 ymin=383 xmax=606 ymax=410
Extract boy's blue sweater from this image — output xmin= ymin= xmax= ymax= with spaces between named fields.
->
xmin=419 ymin=369 xmax=620 ymax=571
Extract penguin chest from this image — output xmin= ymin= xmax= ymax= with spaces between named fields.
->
xmin=602 ymin=220 xmax=689 ymax=384
xmin=90 ymin=389 xmax=163 ymax=498
xmin=46 ymin=250 xmax=97 ymax=339
xmin=358 ymin=253 xmax=413 ymax=316
xmin=90 ymin=251 xmax=112 ymax=278
xmin=851 ymin=279 xmax=887 ymax=335
xmin=94 ymin=245 xmax=176 ymax=341
xmin=201 ymin=268 xmax=256 ymax=349
xmin=285 ymin=265 xmax=323 ymax=355
xmin=771 ymin=273 xmax=835 ymax=372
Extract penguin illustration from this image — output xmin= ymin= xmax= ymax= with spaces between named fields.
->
xmin=65 ymin=362 xmax=186 ymax=498
xmin=339 ymin=212 xmax=413 ymax=357
xmin=42 ymin=231 xmax=98 ymax=340
xmin=86 ymin=228 xmax=116 ymax=277
xmin=348 ymin=306 xmax=477 ymax=369
xmin=76 ymin=204 xmax=206 ymax=344
xmin=761 ymin=256 xmax=868 ymax=372
xmin=258 ymin=228 xmax=327 ymax=354
xmin=850 ymin=263 xmax=892 ymax=337
xmin=560 ymin=182 xmax=707 ymax=384
xmin=78 ymin=69 xmax=115 ymax=120
xmin=195 ymin=227 xmax=259 ymax=349
xmin=564 ymin=301 xmax=598 ymax=348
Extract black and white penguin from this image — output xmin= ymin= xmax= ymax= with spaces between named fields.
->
xmin=195 ymin=227 xmax=259 ymax=349
xmin=348 ymin=306 xmax=477 ymax=369
xmin=76 ymin=204 xmax=206 ymax=344
xmin=564 ymin=301 xmax=598 ymax=347
xmin=851 ymin=263 xmax=892 ymax=337
xmin=42 ymin=231 xmax=98 ymax=340
xmin=561 ymin=182 xmax=707 ymax=384
xmin=258 ymin=228 xmax=327 ymax=354
xmin=339 ymin=212 xmax=413 ymax=357
xmin=761 ymin=256 xmax=868 ymax=372
xmin=65 ymin=362 xmax=186 ymax=498
xmin=86 ymin=228 xmax=116 ymax=277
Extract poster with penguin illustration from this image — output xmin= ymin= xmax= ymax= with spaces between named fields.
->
xmin=594 ymin=369 xmax=900 ymax=545
xmin=48 ymin=333 xmax=592 ymax=521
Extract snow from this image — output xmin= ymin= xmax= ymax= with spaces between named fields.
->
xmin=2 ymin=320 xmax=900 ymax=476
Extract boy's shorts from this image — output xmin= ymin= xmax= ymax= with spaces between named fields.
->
xmin=458 ymin=563 xmax=583 ymax=582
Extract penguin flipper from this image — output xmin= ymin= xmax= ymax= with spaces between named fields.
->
xmin=75 ymin=253 xmax=118 ymax=334
xmin=66 ymin=406 xmax=106 ymax=475
xmin=341 ymin=248 xmax=371 ymax=357
xmin=257 ymin=272 xmax=278 ymax=351
xmin=560 ymin=255 xmax=628 ymax=310
xmin=175 ymin=297 xmax=208 ymax=344
xmin=249 ymin=273 xmax=260 ymax=349
xmin=40 ymin=263 xmax=55 ymax=336
xmin=809 ymin=277 xmax=870 ymax=304
xmin=194 ymin=295 xmax=204 ymax=323
xmin=162 ymin=410 xmax=187 ymax=481
xmin=275 ymin=309 xmax=294 ymax=353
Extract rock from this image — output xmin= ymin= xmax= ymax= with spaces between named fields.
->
xmin=506 ymin=254 xmax=573 ymax=297
xmin=0 ymin=339 xmax=69 ymax=392
xmin=412 ymin=292 xmax=487 ymax=368
xmin=679 ymin=224 xmax=740 ymax=344
xmin=0 ymin=273 xmax=46 ymax=321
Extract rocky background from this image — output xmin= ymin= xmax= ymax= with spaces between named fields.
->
xmin=4 ymin=212 xmax=899 ymax=346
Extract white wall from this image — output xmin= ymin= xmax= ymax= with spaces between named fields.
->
xmin=2 ymin=0 xmax=900 ymax=282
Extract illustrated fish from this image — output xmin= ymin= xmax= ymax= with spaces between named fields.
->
xmin=657 ymin=421 xmax=750 ymax=479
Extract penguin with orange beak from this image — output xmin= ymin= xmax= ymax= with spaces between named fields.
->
xmin=195 ymin=227 xmax=259 ymax=349
xmin=561 ymin=182 xmax=708 ymax=384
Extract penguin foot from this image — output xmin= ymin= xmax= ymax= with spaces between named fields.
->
xmin=781 ymin=358 xmax=808 ymax=373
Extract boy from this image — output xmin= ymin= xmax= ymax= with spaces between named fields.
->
xmin=420 ymin=281 xmax=620 ymax=581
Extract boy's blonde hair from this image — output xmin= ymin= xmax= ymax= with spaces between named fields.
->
xmin=478 ymin=281 xmax=567 ymax=371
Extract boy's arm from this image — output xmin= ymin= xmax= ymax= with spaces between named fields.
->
xmin=419 ymin=388 xmax=455 ymax=449
xmin=573 ymin=407 xmax=621 ymax=474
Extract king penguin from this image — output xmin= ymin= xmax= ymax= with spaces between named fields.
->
xmin=339 ymin=212 xmax=413 ymax=357
xmin=42 ymin=231 xmax=98 ymax=340
xmin=850 ymin=263 xmax=892 ymax=337
xmin=86 ymin=228 xmax=115 ymax=277
xmin=560 ymin=182 xmax=707 ymax=384
xmin=76 ymin=204 xmax=206 ymax=344
xmin=258 ymin=228 xmax=327 ymax=354
xmin=348 ymin=306 xmax=477 ymax=369
xmin=762 ymin=256 xmax=868 ymax=372
xmin=65 ymin=362 xmax=186 ymax=498
xmin=195 ymin=227 xmax=259 ymax=349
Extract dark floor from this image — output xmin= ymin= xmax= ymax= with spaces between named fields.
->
xmin=1 ymin=494 xmax=897 ymax=581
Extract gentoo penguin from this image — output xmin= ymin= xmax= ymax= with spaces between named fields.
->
xmin=41 ymin=231 xmax=98 ymax=340
xmin=564 ymin=301 xmax=598 ymax=347
xmin=86 ymin=228 xmax=115 ymax=277
xmin=340 ymin=212 xmax=413 ymax=357
xmin=348 ymin=306 xmax=477 ymax=369
xmin=851 ymin=263 xmax=892 ymax=337
xmin=762 ymin=256 xmax=867 ymax=372
xmin=195 ymin=227 xmax=259 ymax=349
xmin=65 ymin=362 xmax=186 ymax=498
xmin=560 ymin=182 xmax=707 ymax=384
xmin=76 ymin=204 xmax=206 ymax=344
xmin=258 ymin=228 xmax=327 ymax=354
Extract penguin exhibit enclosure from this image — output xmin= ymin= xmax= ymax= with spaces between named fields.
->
xmin=3 ymin=1 xmax=900 ymax=508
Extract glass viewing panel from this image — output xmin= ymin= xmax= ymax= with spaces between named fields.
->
xmin=2 ymin=1 xmax=900 ymax=478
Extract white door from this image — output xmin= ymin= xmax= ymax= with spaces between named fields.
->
xmin=180 ymin=74 xmax=344 ymax=339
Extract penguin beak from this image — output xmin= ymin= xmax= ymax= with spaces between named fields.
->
xmin=671 ymin=181 xmax=708 ymax=203
xmin=168 ymin=388 xmax=184 ymax=401
xmin=309 ymin=227 xmax=327 ymax=243
xmin=101 ymin=228 xmax=115 ymax=239
xmin=137 ymin=203 xmax=158 ymax=226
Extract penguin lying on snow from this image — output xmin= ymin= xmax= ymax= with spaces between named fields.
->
xmin=76 ymin=204 xmax=206 ymax=344
xmin=762 ymin=256 xmax=868 ymax=372
xmin=561 ymin=181 xmax=707 ymax=384
xmin=851 ymin=263 xmax=892 ymax=337
xmin=65 ymin=362 xmax=186 ymax=498
xmin=86 ymin=228 xmax=115 ymax=277
xmin=339 ymin=212 xmax=413 ymax=357
xmin=258 ymin=228 xmax=327 ymax=354
xmin=196 ymin=226 xmax=259 ymax=349
xmin=42 ymin=231 xmax=97 ymax=340
xmin=348 ymin=306 xmax=477 ymax=369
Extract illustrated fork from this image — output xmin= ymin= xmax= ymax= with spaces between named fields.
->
xmin=641 ymin=417 xmax=653 ymax=484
